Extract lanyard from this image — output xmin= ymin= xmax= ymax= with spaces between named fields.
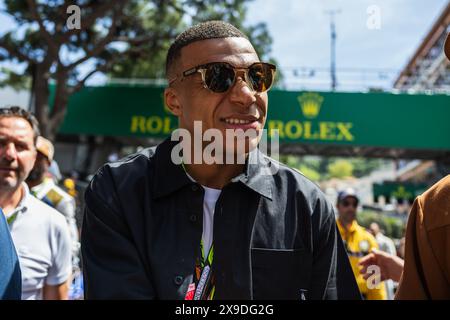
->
xmin=193 ymin=239 xmax=215 ymax=300
xmin=200 ymin=239 xmax=214 ymax=267
xmin=6 ymin=210 xmax=19 ymax=226
xmin=180 ymin=161 xmax=216 ymax=300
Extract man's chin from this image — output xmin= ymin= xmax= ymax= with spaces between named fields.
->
xmin=0 ymin=179 xmax=21 ymax=191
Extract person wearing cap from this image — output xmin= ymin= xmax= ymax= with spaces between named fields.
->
xmin=26 ymin=136 xmax=80 ymax=271
xmin=336 ymin=188 xmax=387 ymax=300
xmin=0 ymin=106 xmax=72 ymax=299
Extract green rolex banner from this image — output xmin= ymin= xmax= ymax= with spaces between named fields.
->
xmin=53 ymin=85 xmax=450 ymax=151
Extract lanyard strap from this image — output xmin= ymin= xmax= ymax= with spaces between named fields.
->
xmin=193 ymin=239 xmax=215 ymax=300
xmin=200 ymin=239 xmax=214 ymax=267
xmin=180 ymin=161 xmax=216 ymax=300
xmin=6 ymin=210 xmax=19 ymax=226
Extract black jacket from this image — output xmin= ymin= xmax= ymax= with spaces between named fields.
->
xmin=81 ymin=138 xmax=360 ymax=300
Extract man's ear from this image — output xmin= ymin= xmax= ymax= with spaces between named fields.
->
xmin=164 ymin=87 xmax=182 ymax=117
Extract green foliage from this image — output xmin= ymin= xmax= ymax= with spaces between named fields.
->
xmin=350 ymin=158 xmax=384 ymax=177
xmin=0 ymin=0 xmax=278 ymax=136
xmin=0 ymin=67 xmax=31 ymax=90
xmin=108 ymin=0 xmax=279 ymax=82
xmin=357 ymin=210 xmax=405 ymax=239
xmin=327 ymin=159 xmax=353 ymax=179
xmin=298 ymin=165 xmax=321 ymax=181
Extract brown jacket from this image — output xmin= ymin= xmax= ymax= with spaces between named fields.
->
xmin=396 ymin=175 xmax=450 ymax=299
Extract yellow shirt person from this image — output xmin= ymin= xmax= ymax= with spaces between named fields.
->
xmin=337 ymin=219 xmax=387 ymax=300
xmin=335 ymin=188 xmax=387 ymax=300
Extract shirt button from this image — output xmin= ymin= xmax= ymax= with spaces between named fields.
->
xmin=191 ymin=184 xmax=199 ymax=192
xmin=189 ymin=214 xmax=198 ymax=222
xmin=174 ymin=275 xmax=184 ymax=286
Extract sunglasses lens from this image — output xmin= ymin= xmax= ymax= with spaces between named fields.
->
xmin=248 ymin=63 xmax=275 ymax=92
xmin=204 ymin=63 xmax=235 ymax=93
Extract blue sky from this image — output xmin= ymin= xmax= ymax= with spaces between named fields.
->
xmin=0 ymin=0 xmax=448 ymax=91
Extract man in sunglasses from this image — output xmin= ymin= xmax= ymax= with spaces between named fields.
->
xmin=82 ymin=20 xmax=359 ymax=300
xmin=336 ymin=188 xmax=387 ymax=300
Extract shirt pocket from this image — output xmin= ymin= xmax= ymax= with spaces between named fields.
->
xmin=251 ymin=248 xmax=312 ymax=300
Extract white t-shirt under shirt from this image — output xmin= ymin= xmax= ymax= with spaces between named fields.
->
xmin=202 ymin=186 xmax=221 ymax=258
xmin=5 ymin=183 xmax=72 ymax=300
xmin=183 ymin=171 xmax=221 ymax=258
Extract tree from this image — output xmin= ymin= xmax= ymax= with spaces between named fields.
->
xmin=327 ymin=159 xmax=354 ymax=179
xmin=0 ymin=0 xmax=273 ymax=140
xmin=0 ymin=0 xmax=181 ymax=139
xmin=109 ymin=0 xmax=278 ymax=81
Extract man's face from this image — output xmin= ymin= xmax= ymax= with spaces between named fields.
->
xmin=166 ymin=37 xmax=268 ymax=156
xmin=0 ymin=117 xmax=37 ymax=191
xmin=337 ymin=196 xmax=358 ymax=224
xmin=369 ymin=223 xmax=380 ymax=236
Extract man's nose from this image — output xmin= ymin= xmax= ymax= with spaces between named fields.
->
xmin=228 ymin=76 xmax=257 ymax=108
xmin=0 ymin=143 xmax=17 ymax=161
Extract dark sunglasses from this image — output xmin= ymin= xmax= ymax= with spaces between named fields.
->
xmin=341 ymin=199 xmax=358 ymax=208
xmin=169 ymin=61 xmax=276 ymax=93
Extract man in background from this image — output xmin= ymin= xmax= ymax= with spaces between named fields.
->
xmin=369 ymin=222 xmax=397 ymax=299
xmin=26 ymin=136 xmax=80 ymax=269
xmin=0 ymin=106 xmax=72 ymax=300
xmin=336 ymin=188 xmax=387 ymax=300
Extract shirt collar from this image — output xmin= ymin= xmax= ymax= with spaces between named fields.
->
xmin=152 ymin=138 xmax=196 ymax=199
xmin=337 ymin=218 xmax=358 ymax=234
xmin=230 ymin=147 xmax=273 ymax=200
xmin=152 ymin=138 xmax=273 ymax=200
xmin=5 ymin=183 xmax=30 ymax=220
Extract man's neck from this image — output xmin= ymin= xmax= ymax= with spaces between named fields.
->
xmin=184 ymin=162 xmax=245 ymax=189
xmin=338 ymin=217 xmax=355 ymax=231
xmin=0 ymin=185 xmax=24 ymax=215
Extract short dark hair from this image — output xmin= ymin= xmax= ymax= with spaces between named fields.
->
xmin=0 ymin=106 xmax=41 ymax=144
xmin=165 ymin=20 xmax=249 ymax=78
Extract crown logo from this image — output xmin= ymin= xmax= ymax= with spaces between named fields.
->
xmin=298 ymin=92 xmax=324 ymax=119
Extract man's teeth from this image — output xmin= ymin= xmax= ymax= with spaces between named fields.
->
xmin=224 ymin=118 xmax=253 ymax=124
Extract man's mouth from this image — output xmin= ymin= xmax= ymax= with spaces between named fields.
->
xmin=220 ymin=115 xmax=261 ymax=130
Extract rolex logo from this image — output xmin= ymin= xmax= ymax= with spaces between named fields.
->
xmin=298 ymin=92 xmax=324 ymax=119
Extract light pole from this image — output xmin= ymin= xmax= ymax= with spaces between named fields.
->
xmin=324 ymin=9 xmax=341 ymax=91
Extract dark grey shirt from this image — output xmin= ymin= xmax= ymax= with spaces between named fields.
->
xmin=81 ymin=138 xmax=360 ymax=300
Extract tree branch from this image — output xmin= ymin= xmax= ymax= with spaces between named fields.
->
xmin=65 ymin=3 xmax=125 ymax=70
xmin=70 ymin=60 xmax=114 ymax=94
xmin=0 ymin=37 xmax=35 ymax=64
xmin=114 ymin=30 xmax=176 ymax=45
xmin=60 ymin=0 xmax=131 ymax=41
xmin=26 ymin=0 xmax=60 ymax=59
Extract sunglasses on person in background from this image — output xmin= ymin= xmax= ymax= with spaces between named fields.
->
xmin=169 ymin=62 xmax=277 ymax=93
xmin=341 ymin=200 xmax=358 ymax=208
